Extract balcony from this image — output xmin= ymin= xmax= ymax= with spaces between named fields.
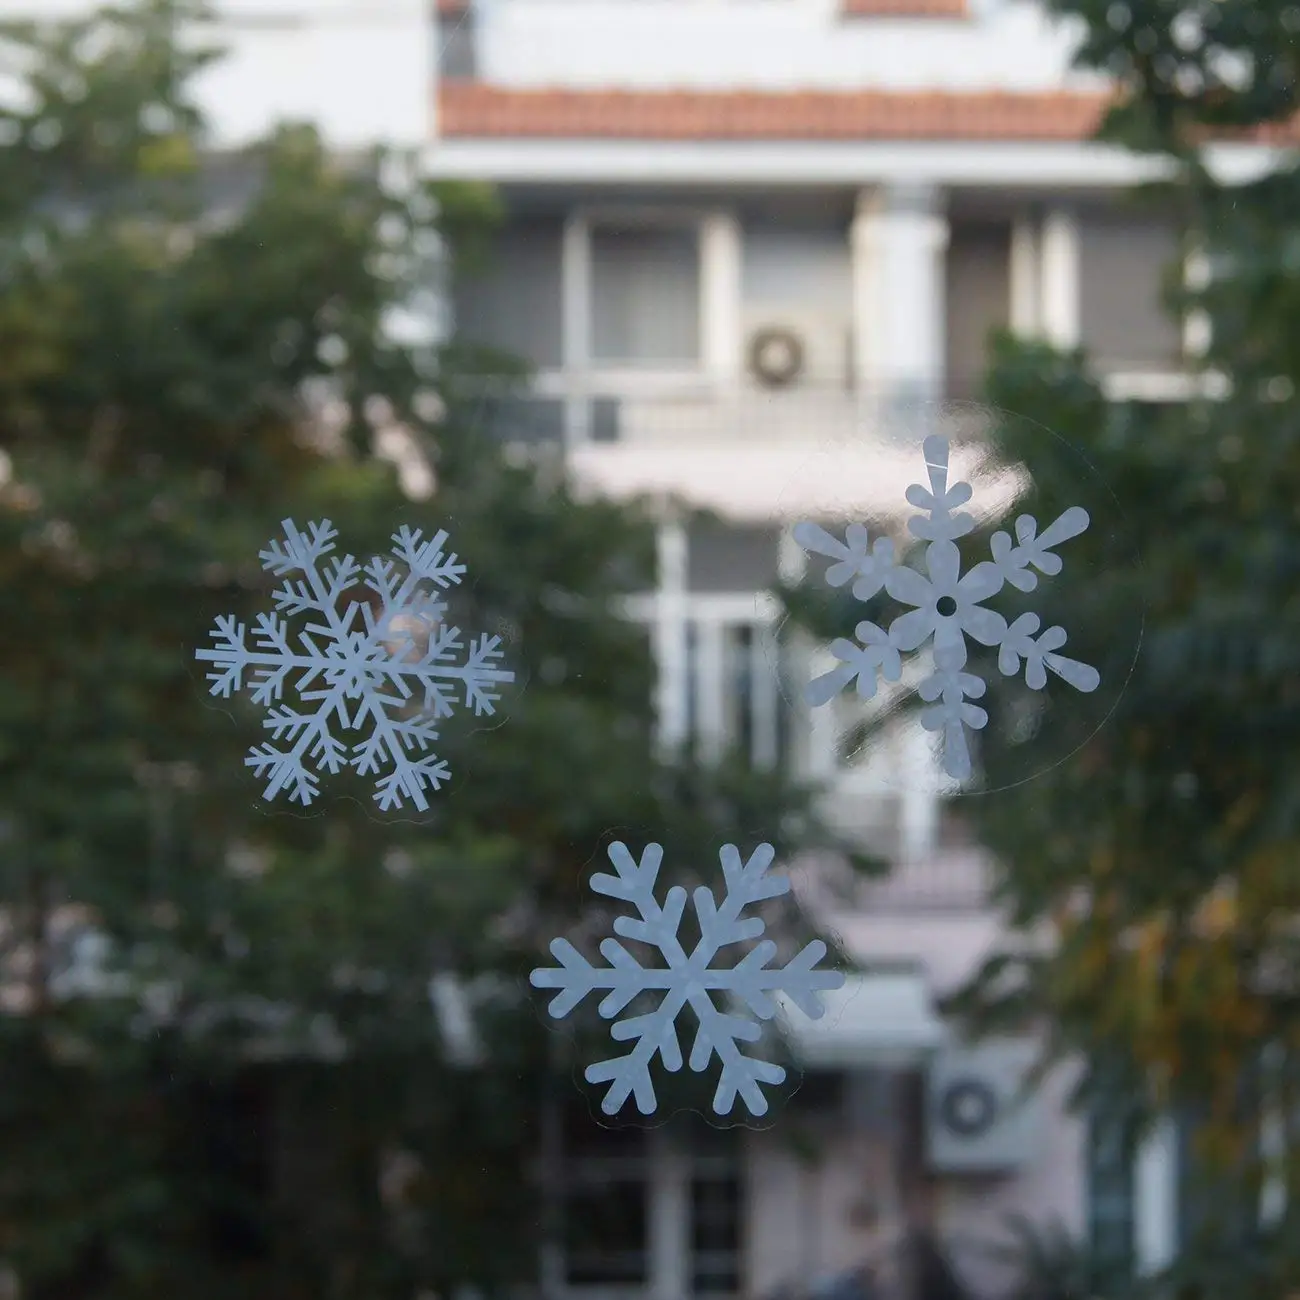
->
xmin=456 ymin=372 xmax=990 ymax=446
xmin=448 ymin=377 xmax=1021 ymax=531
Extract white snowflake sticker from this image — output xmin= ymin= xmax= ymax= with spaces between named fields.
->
xmin=531 ymin=841 xmax=844 ymax=1118
xmin=196 ymin=518 xmax=514 ymax=809
xmin=795 ymin=435 xmax=1100 ymax=782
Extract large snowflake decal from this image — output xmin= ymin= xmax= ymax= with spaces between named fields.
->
xmin=196 ymin=518 xmax=514 ymax=809
xmin=530 ymin=841 xmax=844 ymax=1117
xmin=794 ymin=435 xmax=1099 ymax=781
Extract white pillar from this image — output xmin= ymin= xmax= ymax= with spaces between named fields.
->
xmin=851 ymin=183 xmax=950 ymax=408
xmin=654 ymin=517 xmax=690 ymax=754
xmin=751 ymin=623 xmax=779 ymax=770
xmin=1040 ymin=207 xmax=1081 ymax=350
xmin=1183 ymin=246 xmax=1211 ymax=359
xmin=1133 ymin=1116 xmax=1178 ymax=1275
xmin=561 ymin=212 xmax=592 ymax=444
xmin=695 ymin=616 xmax=727 ymax=761
xmin=807 ymin=646 xmax=839 ymax=780
xmin=779 ymin=529 xmax=811 ymax=777
xmin=1260 ymin=1042 xmax=1286 ymax=1228
xmin=649 ymin=1129 xmax=692 ymax=1300
xmin=701 ymin=211 xmax=743 ymax=385
xmin=899 ymin=726 xmax=939 ymax=863
xmin=849 ymin=197 xmax=878 ymax=399
xmin=1009 ymin=212 xmax=1041 ymax=336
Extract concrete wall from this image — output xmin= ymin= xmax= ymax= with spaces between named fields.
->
xmin=0 ymin=0 xmax=432 ymax=149
xmin=745 ymin=1100 xmax=899 ymax=1296
xmin=470 ymin=0 xmax=1105 ymax=95
xmin=741 ymin=216 xmax=854 ymax=387
xmin=831 ymin=909 xmax=1088 ymax=1283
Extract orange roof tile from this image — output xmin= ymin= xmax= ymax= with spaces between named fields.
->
xmin=438 ymin=85 xmax=1112 ymax=141
xmin=437 ymin=83 xmax=1300 ymax=145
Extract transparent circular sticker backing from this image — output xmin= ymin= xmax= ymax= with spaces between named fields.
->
xmin=773 ymin=399 xmax=1142 ymax=797
xmin=195 ymin=514 xmax=527 ymax=818
xmin=531 ymin=837 xmax=852 ymax=1130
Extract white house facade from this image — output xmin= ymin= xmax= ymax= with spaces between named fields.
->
xmin=417 ymin=2 xmax=1207 ymax=1294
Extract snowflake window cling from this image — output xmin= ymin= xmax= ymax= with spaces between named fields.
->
xmin=530 ymin=841 xmax=845 ymax=1118
xmin=793 ymin=435 xmax=1100 ymax=782
xmin=196 ymin=519 xmax=514 ymax=809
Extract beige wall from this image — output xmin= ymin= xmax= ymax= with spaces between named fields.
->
xmin=741 ymin=1054 xmax=1085 ymax=1299
xmin=745 ymin=1119 xmax=899 ymax=1297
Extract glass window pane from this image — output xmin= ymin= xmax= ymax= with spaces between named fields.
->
xmin=562 ymin=1098 xmax=647 ymax=1162
xmin=563 ymin=1178 xmax=649 ymax=1285
xmin=1086 ymin=1105 xmax=1137 ymax=1278
xmin=1079 ymin=210 xmax=1183 ymax=374
xmin=591 ymin=224 xmax=701 ymax=365
xmin=453 ymin=218 xmax=565 ymax=370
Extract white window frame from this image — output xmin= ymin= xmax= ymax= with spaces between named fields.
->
xmin=554 ymin=205 xmax=741 ymax=400
xmin=556 ymin=1138 xmax=657 ymax=1300
xmin=622 ymin=589 xmax=784 ymax=770
xmin=1012 ymin=205 xmax=1227 ymax=403
xmin=549 ymin=1125 xmax=745 ymax=1300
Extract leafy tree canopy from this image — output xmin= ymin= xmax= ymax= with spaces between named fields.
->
xmin=935 ymin=1 xmax=1300 ymax=1294
xmin=0 ymin=3 xmax=833 ymax=1297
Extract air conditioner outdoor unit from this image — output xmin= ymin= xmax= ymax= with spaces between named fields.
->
xmin=741 ymin=308 xmax=853 ymax=390
xmin=924 ymin=1039 xmax=1042 ymax=1173
xmin=747 ymin=323 xmax=807 ymax=389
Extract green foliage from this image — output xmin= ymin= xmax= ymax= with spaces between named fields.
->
xmin=0 ymin=3 xmax=831 ymax=1297
xmin=982 ymin=1216 xmax=1105 ymax=1300
xmin=930 ymin=0 xmax=1300 ymax=1293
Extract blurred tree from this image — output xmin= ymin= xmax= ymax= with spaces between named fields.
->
xmin=928 ymin=1 xmax=1300 ymax=1297
xmin=0 ymin=3 xmax=834 ymax=1298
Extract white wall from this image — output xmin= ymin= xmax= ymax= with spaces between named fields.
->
xmin=741 ymin=221 xmax=853 ymax=384
xmin=0 ymin=0 xmax=432 ymax=150
xmin=939 ymin=1061 xmax=1087 ymax=1293
xmin=747 ymin=1120 xmax=899 ymax=1295
xmin=473 ymin=0 xmax=1106 ymax=94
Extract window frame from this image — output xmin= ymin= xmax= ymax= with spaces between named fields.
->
xmin=546 ymin=1115 xmax=746 ymax=1300
xmin=558 ymin=205 xmax=727 ymax=395
xmin=1085 ymin=1097 xmax=1140 ymax=1282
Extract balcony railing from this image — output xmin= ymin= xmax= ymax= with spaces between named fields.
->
xmin=448 ymin=374 xmax=997 ymax=452
xmin=448 ymin=365 xmax=1213 ymax=455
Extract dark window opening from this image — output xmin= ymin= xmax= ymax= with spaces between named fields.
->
xmin=559 ymin=1098 xmax=650 ymax=1286
xmin=1086 ymin=1103 xmax=1138 ymax=1282
xmin=199 ymin=1071 xmax=274 ymax=1261
xmin=562 ymin=1179 xmax=649 ymax=1286
xmin=691 ymin=1175 xmax=742 ymax=1295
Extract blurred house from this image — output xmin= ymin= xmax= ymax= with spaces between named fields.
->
xmin=4 ymin=0 xmax=1275 ymax=1294
xmin=417 ymin=0 xmax=1217 ymax=1292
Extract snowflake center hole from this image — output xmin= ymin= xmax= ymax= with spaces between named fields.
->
xmin=935 ymin=595 xmax=958 ymax=617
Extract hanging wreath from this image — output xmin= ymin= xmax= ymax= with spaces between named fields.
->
xmin=747 ymin=326 xmax=805 ymax=388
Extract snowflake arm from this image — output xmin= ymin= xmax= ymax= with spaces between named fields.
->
xmin=918 ymin=645 xmax=989 ymax=782
xmin=529 ymin=843 xmax=845 ymax=1117
xmin=987 ymin=506 xmax=1091 ymax=592
xmin=905 ymin=435 xmax=977 ymax=543
xmin=998 ymin=614 xmax=1100 ymax=693
xmin=791 ymin=520 xmax=897 ymax=599
xmin=805 ymin=622 xmax=902 ymax=707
